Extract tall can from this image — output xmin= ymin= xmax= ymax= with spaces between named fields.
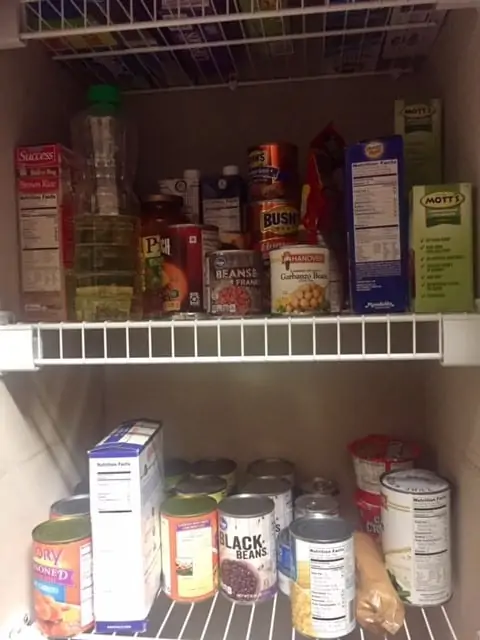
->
xmin=250 ymin=199 xmax=300 ymax=261
xmin=243 ymin=476 xmax=293 ymax=537
xmin=247 ymin=143 xmax=299 ymax=202
xmin=290 ymin=517 xmax=355 ymax=639
xmin=381 ymin=468 xmax=452 ymax=606
xmin=218 ymin=494 xmax=277 ymax=603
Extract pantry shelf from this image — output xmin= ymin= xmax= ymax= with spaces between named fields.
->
xmin=71 ymin=592 xmax=459 ymax=640
xmin=15 ymin=0 xmax=463 ymax=91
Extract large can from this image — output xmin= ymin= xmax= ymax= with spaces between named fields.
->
xmin=176 ymin=474 xmax=228 ymax=503
xmin=247 ymin=457 xmax=296 ymax=486
xmin=32 ymin=516 xmax=93 ymax=638
xmin=290 ymin=517 xmax=355 ymax=639
xmin=250 ymin=199 xmax=300 ymax=260
xmin=207 ymin=250 xmax=263 ymax=316
xmin=161 ymin=496 xmax=218 ymax=602
xmin=50 ymin=495 xmax=90 ymax=519
xmin=294 ymin=493 xmax=339 ymax=520
xmin=270 ymin=244 xmax=330 ymax=315
xmin=381 ymin=469 xmax=451 ymax=606
xmin=191 ymin=457 xmax=237 ymax=494
xmin=248 ymin=143 xmax=299 ymax=202
xmin=161 ymin=223 xmax=219 ymax=316
xmin=243 ymin=476 xmax=293 ymax=536
xmin=218 ymin=494 xmax=277 ymax=603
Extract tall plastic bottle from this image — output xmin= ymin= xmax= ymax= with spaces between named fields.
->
xmin=71 ymin=84 xmax=140 ymax=321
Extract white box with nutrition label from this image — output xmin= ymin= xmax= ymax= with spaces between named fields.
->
xmin=159 ymin=169 xmax=201 ymax=223
xmin=89 ymin=419 xmax=164 ymax=633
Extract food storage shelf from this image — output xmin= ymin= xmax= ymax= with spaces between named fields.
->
xmin=69 ymin=592 xmax=459 ymax=640
xmin=16 ymin=0 xmax=466 ymax=91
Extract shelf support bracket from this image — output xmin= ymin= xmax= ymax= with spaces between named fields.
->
xmin=0 ymin=325 xmax=39 ymax=372
xmin=0 ymin=0 xmax=25 ymax=50
xmin=442 ymin=314 xmax=480 ymax=366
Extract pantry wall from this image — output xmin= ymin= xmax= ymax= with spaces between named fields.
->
xmin=0 ymin=6 xmax=480 ymax=640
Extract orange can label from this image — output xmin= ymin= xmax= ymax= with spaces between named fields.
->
xmin=33 ymin=537 xmax=93 ymax=637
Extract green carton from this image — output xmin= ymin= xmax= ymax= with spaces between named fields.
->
xmin=411 ymin=184 xmax=474 ymax=313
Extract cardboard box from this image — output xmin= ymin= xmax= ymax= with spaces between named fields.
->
xmin=395 ymin=99 xmax=442 ymax=192
xmin=89 ymin=419 xmax=164 ymax=633
xmin=16 ymin=144 xmax=75 ymax=322
xmin=410 ymin=184 xmax=474 ymax=312
xmin=201 ymin=174 xmax=246 ymax=247
xmin=159 ymin=177 xmax=200 ymax=223
xmin=345 ymin=136 xmax=409 ymax=313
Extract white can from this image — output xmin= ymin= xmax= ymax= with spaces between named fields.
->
xmin=270 ymin=244 xmax=330 ymax=314
xmin=381 ymin=469 xmax=451 ymax=606
xmin=243 ymin=476 xmax=293 ymax=537
xmin=290 ymin=517 xmax=355 ymax=639
xmin=294 ymin=493 xmax=340 ymax=520
xmin=218 ymin=494 xmax=277 ymax=603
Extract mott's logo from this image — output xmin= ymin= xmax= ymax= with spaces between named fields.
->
xmin=420 ymin=191 xmax=465 ymax=209
xmin=364 ymin=141 xmax=384 ymax=160
xmin=261 ymin=206 xmax=299 ymax=234
xmin=402 ymin=103 xmax=436 ymax=118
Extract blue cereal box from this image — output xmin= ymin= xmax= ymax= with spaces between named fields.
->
xmin=345 ymin=135 xmax=409 ymax=313
xmin=89 ymin=419 xmax=164 ymax=633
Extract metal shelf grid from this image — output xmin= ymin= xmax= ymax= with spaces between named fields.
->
xmin=18 ymin=0 xmax=453 ymax=91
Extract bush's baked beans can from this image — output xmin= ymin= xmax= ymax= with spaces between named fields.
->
xmin=243 ymin=477 xmax=293 ymax=537
xmin=50 ymin=495 xmax=90 ymax=519
xmin=290 ymin=516 xmax=355 ymax=639
xmin=250 ymin=199 xmax=300 ymax=260
xmin=248 ymin=143 xmax=299 ymax=202
xmin=218 ymin=494 xmax=277 ymax=603
xmin=191 ymin=457 xmax=237 ymax=494
xmin=32 ymin=516 xmax=93 ymax=638
xmin=176 ymin=474 xmax=228 ymax=503
xmin=270 ymin=244 xmax=330 ymax=314
xmin=294 ymin=494 xmax=340 ymax=520
xmin=381 ymin=469 xmax=451 ymax=606
xmin=206 ymin=250 xmax=263 ymax=316
xmin=162 ymin=223 xmax=219 ymax=316
xmin=247 ymin=457 xmax=296 ymax=486
xmin=161 ymin=496 xmax=218 ymax=602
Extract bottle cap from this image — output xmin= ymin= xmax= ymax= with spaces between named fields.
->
xmin=88 ymin=84 xmax=121 ymax=105
xmin=223 ymin=165 xmax=239 ymax=176
xmin=183 ymin=169 xmax=200 ymax=180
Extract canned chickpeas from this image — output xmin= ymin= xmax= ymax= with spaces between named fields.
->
xmin=192 ymin=457 xmax=237 ymax=494
xmin=207 ymin=250 xmax=263 ymax=316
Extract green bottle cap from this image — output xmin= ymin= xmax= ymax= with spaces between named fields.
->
xmin=87 ymin=84 xmax=121 ymax=105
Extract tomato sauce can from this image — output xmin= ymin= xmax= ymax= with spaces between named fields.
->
xmin=176 ymin=474 xmax=228 ymax=503
xmin=192 ymin=457 xmax=237 ymax=494
xmin=32 ymin=516 xmax=93 ymax=638
xmin=50 ymin=495 xmax=90 ymax=519
xmin=161 ymin=496 xmax=218 ymax=602
xmin=381 ymin=469 xmax=451 ymax=606
xmin=206 ymin=250 xmax=263 ymax=316
xmin=162 ymin=224 xmax=219 ymax=316
xmin=248 ymin=143 xmax=299 ymax=202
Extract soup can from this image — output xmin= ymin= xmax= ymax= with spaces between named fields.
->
xmin=247 ymin=457 xmax=295 ymax=486
xmin=294 ymin=493 xmax=339 ymax=520
xmin=381 ymin=469 xmax=451 ymax=606
xmin=50 ymin=494 xmax=90 ymax=519
xmin=247 ymin=142 xmax=299 ymax=202
xmin=161 ymin=496 xmax=218 ymax=602
xmin=32 ymin=516 xmax=93 ymax=638
xmin=165 ymin=458 xmax=191 ymax=493
xmin=207 ymin=250 xmax=263 ymax=316
xmin=243 ymin=476 xmax=293 ymax=536
xmin=191 ymin=457 xmax=237 ymax=494
xmin=176 ymin=474 xmax=227 ymax=503
xmin=218 ymin=494 xmax=277 ymax=603
xmin=290 ymin=516 xmax=355 ymax=639
xmin=300 ymin=476 xmax=340 ymax=497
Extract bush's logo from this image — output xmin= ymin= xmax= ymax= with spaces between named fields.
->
xmin=420 ymin=191 xmax=465 ymax=209
xmin=248 ymin=149 xmax=266 ymax=168
xmin=402 ymin=103 xmax=436 ymax=119
xmin=364 ymin=141 xmax=384 ymax=160
xmin=261 ymin=205 xmax=299 ymax=235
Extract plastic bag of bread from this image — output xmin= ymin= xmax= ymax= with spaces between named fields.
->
xmin=354 ymin=532 xmax=405 ymax=635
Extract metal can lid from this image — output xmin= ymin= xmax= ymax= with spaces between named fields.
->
xmin=381 ymin=469 xmax=451 ymax=494
xmin=50 ymin=494 xmax=90 ymax=517
xmin=294 ymin=494 xmax=339 ymax=516
xmin=290 ymin=515 xmax=352 ymax=543
xmin=192 ymin=457 xmax=237 ymax=477
xmin=243 ymin=476 xmax=291 ymax=497
xmin=177 ymin=475 xmax=227 ymax=496
xmin=248 ymin=457 xmax=295 ymax=479
xmin=143 ymin=193 xmax=183 ymax=206
xmin=162 ymin=495 xmax=217 ymax=517
xmin=219 ymin=493 xmax=274 ymax=518
xmin=165 ymin=458 xmax=191 ymax=478
xmin=32 ymin=515 xmax=91 ymax=544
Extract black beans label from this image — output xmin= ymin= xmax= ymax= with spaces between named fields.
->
xmin=219 ymin=532 xmax=267 ymax=559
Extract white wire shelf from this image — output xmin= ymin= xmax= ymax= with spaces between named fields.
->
xmin=71 ymin=591 xmax=459 ymax=640
xmin=16 ymin=0 xmax=461 ymax=91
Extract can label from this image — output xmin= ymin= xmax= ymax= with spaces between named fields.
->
xmin=291 ymin=536 xmax=355 ymax=639
xmin=381 ymin=484 xmax=451 ymax=605
xmin=250 ymin=200 xmax=300 ymax=259
xmin=270 ymin=490 xmax=293 ymax=536
xmin=161 ymin=511 xmax=218 ymax=602
xmin=248 ymin=143 xmax=298 ymax=201
xmin=33 ymin=538 xmax=93 ymax=637
xmin=218 ymin=511 xmax=276 ymax=602
xmin=207 ymin=251 xmax=263 ymax=316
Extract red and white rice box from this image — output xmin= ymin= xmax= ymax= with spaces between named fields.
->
xmin=16 ymin=144 xmax=75 ymax=321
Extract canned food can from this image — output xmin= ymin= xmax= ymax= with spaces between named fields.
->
xmin=32 ymin=516 xmax=93 ymax=638
xmin=355 ymin=489 xmax=382 ymax=542
xmin=294 ymin=493 xmax=339 ymax=520
xmin=290 ymin=517 xmax=355 ymax=639
xmin=162 ymin=224 xmax=220 ymax=316
xmin=218 ymin=494 xmax=277 ymax=603
xmin=207 ymin=250 xmax=263 ymax=316
xmin=300 ymin=476 xmax=340 ymax=497
xmin=277 ymin=526 xmax=292 ymax=596
xmin=243 ymin=476 xmax=293 ymax=536
xmin=349 ymin=434 xmax=421 ymax=494
xmin=50 ymin=494 xmax=90 ymax=519
xmin=161 ymin=496 xmax=218 ymax=602
xmin=250 ymin=200 xmax=300 ymax=261
xmin=270 ymin=244 xmax=330 ymax=315
xmin=192 ymin=458 xmax=237 ymax=494
xmin=247 ymin=457 xmax=296 ymax=486
xmin=248 ymin=143 xmax=299 ymax=201
xmin=165 ymin=458 xmax=191 ymax=493
xmin=176 ymin=474 xmax=227 ymax=503
xmin=381 ymin=469 xmax=451 ymax=606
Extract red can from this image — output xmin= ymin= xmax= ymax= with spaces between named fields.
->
xmin=248 ymin=142 xmax=299 ymax=201
xmin=355 ymin=489 xmax=382 ymax=542
xmin=250 ymin=199 xmax=300 ymax=260
xmin=162 ymin=224 xmax=220 ymax=315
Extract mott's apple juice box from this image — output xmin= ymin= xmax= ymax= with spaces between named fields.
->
xmin=410 ymin=184 xmax=474 ymax=313
xmin=345 ymin=135 xmax=409 ymax=313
